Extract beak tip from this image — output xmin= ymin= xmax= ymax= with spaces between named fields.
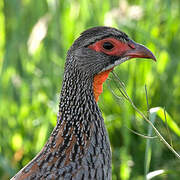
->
xmin=151 ymin=53 xmax=157 ymax=62
xmin=150 ymin=55 xmax=157 ymax=62
xmin=135 ymin=43 xmax=157 ymax=62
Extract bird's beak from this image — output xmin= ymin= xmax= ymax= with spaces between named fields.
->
xmin=123 ymin=40 xmax=156 ymax=61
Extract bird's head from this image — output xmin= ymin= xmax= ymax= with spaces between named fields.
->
xmin=66 ymin=26 xmax=156 ymax=101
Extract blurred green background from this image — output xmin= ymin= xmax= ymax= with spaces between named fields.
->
xmin=0 ymin=0 xmax=180 ymax=179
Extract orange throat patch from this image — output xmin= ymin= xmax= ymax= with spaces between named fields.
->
xmin=93 ymin=68 xmax=113 ymax=102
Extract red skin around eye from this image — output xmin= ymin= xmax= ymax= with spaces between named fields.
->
xmin=89 ymin=37 xmax=132 ymax=102
xmin=88 ymin=37 xmax=132 ymax=56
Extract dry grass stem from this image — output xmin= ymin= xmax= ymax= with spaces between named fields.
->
xmin=111 ymin=71 xmax=180 ymax=160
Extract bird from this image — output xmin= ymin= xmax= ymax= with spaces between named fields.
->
xmin=11 ymin=26 xmax=156 ymax=180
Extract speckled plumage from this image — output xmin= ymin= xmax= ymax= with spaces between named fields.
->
xmin=13 ymin=69 xmax=111 ymax=180
xmin=12 ymin=26 xmax=156 ymax=180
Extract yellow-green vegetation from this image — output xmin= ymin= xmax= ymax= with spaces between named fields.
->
xmin=0 ymin=0 xmax=180 ymax=179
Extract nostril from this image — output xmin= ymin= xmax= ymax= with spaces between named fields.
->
xmin=128 ymin=40 xmax=136 ymax=49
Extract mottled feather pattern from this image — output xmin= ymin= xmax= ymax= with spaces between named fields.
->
xmin=12 ymin=64 xmax=111 ymax=180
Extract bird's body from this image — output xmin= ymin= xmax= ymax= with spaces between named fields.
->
xmin=12 ymin=27 xmax=156 ymax=180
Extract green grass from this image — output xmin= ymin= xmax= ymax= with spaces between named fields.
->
xmin=0 ymin=0 xmax=180 ymax=179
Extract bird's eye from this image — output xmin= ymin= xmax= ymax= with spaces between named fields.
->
xmin=102 ymin=42 xmax=114 ymax=50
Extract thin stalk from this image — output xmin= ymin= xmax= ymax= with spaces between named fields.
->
xmin=112 ymin=71 xmax=180 ymax=160
xmin=126 ymin=127 xmax=157 ymax=139
xmin=144 ymin=85 xmax=154 ymax=180
xmin=164 ymin=107 xmax=173 ymax=147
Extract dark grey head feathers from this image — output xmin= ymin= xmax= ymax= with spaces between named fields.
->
xmin=65 ymin=26 xmax=129 ymax=77
xmin=72 ymin=26 xmax=129 ymax=50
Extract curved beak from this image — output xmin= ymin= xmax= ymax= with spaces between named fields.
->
xmin=123 ymin=40 xmax=156 ymax=61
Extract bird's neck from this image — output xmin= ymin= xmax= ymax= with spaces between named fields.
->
xmin=15 ymin=67 xmax=111 ymax=179
xmin=45 ymin=68 xmax=110 ymax=165
xmin=58 ymin=68 xmax=96 ymax=147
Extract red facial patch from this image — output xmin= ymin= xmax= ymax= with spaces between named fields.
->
xmin=88 ymin=37 xmax=131 ymax=56
xmin=93 ymin=68 xmax=113 ymax=102
xmin=89 ymin=37 xmax=131 ymax=102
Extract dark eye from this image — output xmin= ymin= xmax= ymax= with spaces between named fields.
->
xmin=103 ymin=42 xmax=114 ymax=50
